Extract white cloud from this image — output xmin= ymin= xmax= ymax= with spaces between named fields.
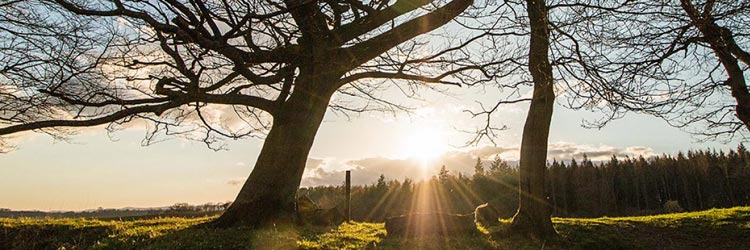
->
xmin=298 ymin=142 xmax=657 ymax=186
xmin=544 ymin=142 xmax=657 ymax=161
xmin=227 ymin=178 xmax=244 ymax=186
xmin=0 ymin=138 xmax=15 ymax=153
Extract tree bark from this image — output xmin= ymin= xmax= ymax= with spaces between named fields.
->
xmin=205 ymin=0 xmax=472 ymax=228
xmin=211 ymin=80 xmax=334 ymax=228
xmin=680 ymin=0 xmax=750 ymax=132
xmin=509 ymin=0 xmax=557 ymax=239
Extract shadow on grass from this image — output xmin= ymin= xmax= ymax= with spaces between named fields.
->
xmin=0 ymin=216 xmax=330 ymax=250
xmin=102 ymin=219 xmax=339 ymax=250
xmin=0 ymin=223 xmax=110 ymax=249
xmin=552 ymin=208 xmax=750 ymax=250
xmin=2 ymin=207 xmax=749 ymax=250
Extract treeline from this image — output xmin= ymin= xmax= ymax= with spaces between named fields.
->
xmin=301 ymin=145 xmax=750 ymax=221
xmin=546 ymin=146 xmax=750 ymax=217
xmin=0 ymin=202 xmax=230 ymax=219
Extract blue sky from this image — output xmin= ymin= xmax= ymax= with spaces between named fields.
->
xmin=0 ymin=84 xmax=740 ymax=211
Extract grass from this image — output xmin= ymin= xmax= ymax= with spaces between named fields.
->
xmin=551 ymin=207 xmax=750 ymax=250
xmin=1 ymin=207 xmax=749 ymax=249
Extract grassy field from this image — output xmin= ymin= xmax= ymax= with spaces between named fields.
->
xmin=1 ymin=207 xmax=748 ymax=249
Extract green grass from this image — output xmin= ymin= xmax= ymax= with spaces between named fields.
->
xmin=298 ymin=222 xmax=385 ymax=249
xmin=1 ymin=207 xmax=749 ymax=249
xmin=551 ymin=207 xmax=750 ymax=250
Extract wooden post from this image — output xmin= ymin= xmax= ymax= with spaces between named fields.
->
xmin=345 ymin=170 xmax=351 ymax=222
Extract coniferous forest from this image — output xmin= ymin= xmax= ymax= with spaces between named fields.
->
xmin=301 ymin=145 xmax=750 ymax=222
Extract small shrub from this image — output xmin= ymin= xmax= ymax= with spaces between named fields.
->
xmin=663 ymin=200 xmax=684 ymax=213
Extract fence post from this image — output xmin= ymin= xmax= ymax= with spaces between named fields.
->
xmin=345 ymin=170 xmax=351 ymax=222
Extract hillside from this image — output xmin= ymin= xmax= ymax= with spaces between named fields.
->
xmin=1 ymin=207 xmax=748 ymax=249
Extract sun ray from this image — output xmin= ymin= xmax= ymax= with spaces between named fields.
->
xmin=365 ymin=185 xmax=397 ymax=221
xmin=449 ymin=178 xmax=484 ymax=212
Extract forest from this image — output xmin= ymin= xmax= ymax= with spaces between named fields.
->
xmin=303 ymin=145 xmax=750 ymax=221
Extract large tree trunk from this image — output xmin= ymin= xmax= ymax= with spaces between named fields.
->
xmin=713 ymin=42 xmax=750 ymax=131
xmin=509 ymin=0 xmax=557 ymax=239
xmin=211 ymin=80 xmax=334 ymax=228
xmin=680 ymin=0 xmax=750 ymax=132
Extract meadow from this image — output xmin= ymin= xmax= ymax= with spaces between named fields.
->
xmin=1 ymin=206 xmax=748 ymax=249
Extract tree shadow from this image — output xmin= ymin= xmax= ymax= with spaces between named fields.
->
xmin=550 ymin=214 xmax=750 ymax=250
xmin=0 ymin=216 xmax=333 ymax=250
xmin=109 ymin=221 xmax=334 ymax=250
xmin=0 ymin=223 xmax=110 ymax=250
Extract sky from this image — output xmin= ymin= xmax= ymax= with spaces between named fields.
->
xmin=0 ymin=83 xmax=741 ymax=211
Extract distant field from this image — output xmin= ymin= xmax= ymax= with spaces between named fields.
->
xmin=1 ymin=207 xmax=748 ymax=249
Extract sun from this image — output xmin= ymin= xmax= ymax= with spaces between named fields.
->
xmin=401 ymin=127 xmax=449 ymax=166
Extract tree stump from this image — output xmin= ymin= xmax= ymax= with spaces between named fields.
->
xmin=385 ymin=213 xmax=477 ymax=237
xmin=296 ymin=196 xmax=345 ymax=226
xmin=474 ymin=203 xmax=501 ymax=226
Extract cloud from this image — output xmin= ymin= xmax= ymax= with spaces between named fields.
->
xmin=464 ymin=145 xmax=517 ymax=158
xmin=0 ymin=133 xmax=44 ymax=153
xmin=298 ymin=142 xmax=657 ymax=187
xmin=227 ymin=178 xmax=244 ymax=186
xmin=544 ymin=142 xmax=657 ymax=161
xmin=301 ymin=157 xmax=428 ymax=187
xmin=458 ymin=142 xmax=658 ymax=162
xmin=0 ymin=139 xmax=15 ymax=153
xmin=299 ymin=154 xmax=483 ymax=187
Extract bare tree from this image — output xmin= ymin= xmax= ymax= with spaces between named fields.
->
xmin=464 ymin=0 xmax=750 ymax=239
xmin=552 ymin=0 xmax=750 ymax=140
xmin=509 ymin=0 xmax=557 ymax=239
xmin=0 ymin=0 xmax=494 ymax=227
xmin=461 ymin=0 xmax=560 ymax=239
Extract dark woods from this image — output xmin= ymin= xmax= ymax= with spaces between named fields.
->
xmin=302 ymin=145 xmax=750 ymax=222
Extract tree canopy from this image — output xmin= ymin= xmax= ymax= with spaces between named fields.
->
xmin=0 ymin=0 xmax=492 ymax=148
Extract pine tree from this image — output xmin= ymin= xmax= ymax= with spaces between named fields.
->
xmin=489 ymin=155 xmax=511 ymax=175
xmin=473 ymin=157 xmax=485 ymax=179
xmin=438 ymin=165 xmax=450 ymax=183
xmin=376 ymin=174 xmax=387 ymax=189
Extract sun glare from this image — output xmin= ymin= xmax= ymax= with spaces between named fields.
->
xmin=402 ymin=127 xmax=449 ymax=167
